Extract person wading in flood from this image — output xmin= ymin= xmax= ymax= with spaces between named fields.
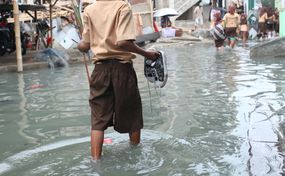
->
xmin=210 ymin=11 xmax=226 ymax=51
xmin=223 ymin=4 xmax=240 ymax=48
xmin=258 ymin=6 xmax=268 ymax=39
xmin=77 ymin=0 xmax=159 ymax=160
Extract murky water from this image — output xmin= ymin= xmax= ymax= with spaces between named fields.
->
xmin=1 ymin=43 xmax=285 ymax=175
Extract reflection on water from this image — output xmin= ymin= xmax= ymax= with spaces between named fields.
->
xmin=17 ymin=73 xmax=38 ymax=144
xmin=0 ymin=43 xmax=285 ymax=175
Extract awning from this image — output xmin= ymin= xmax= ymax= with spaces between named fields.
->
xmin=0 ymin=4 xmax=46 ymax=12
xmin=153 ymin=8 xmax=178 ymax=17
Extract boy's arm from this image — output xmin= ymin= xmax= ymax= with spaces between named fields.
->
xmin=77 ymin=41 xmax=90 ymax=53
xmin=78 ymin=8 xmax=91 ymax=53
xmin=117 ymin=40 xmax=159 ymax=60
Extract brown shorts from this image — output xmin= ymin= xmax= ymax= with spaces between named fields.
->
xmin=258 ymin=22 xmax=266 ymax=33
xmin=215 ymin=39 xmax=224 ymax=48
xmin=89 ymin=59 xmax=143 ymax=133
xmin=225 ymin=27 xmax=237 ymax=38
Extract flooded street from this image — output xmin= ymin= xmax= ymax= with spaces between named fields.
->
xmin=0 ymin=43 xmax=285 ymax=175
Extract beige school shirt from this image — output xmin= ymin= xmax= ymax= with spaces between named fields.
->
xmin=82 ymin=0 xmax=136 ymax=62
xmin=223 ymin=13 xmax=240 ymax=28
xmin=258 ymin=13 xmax=268 ymax=23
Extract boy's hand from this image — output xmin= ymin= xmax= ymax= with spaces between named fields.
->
xmin=77 ymin=41 xmax=90 ymax=53
xmin=145 ymin=51 xmax=160 ymax=60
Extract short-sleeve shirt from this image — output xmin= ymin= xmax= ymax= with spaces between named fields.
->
xmin=82 ymin=0 xmax=137 ymax=62
xmin=223 ymin=13 xmax=240 ymax=28
xmin=258 ymin=13 xmax=268 ymax=23
xmin=193 ymin=6 xmax=203 ymax=19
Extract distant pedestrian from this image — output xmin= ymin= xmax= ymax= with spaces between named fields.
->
xmin=193 ymin=4 xmax=204 ymax=29
xmin=234 ymin=0 xmax=244 ymax=14
xmin=266 ymin=7 xmax=275 ymax=39
xmin=209 ymin=3 xmax=223 ymax=25
xmin=210 ymin=11 xmax=226 ymax=51
xmin=274 ymin=8 xmax=279 ymax=35
xmin=258 ymin=6 xmax=268 ymax=39
xmin=161 ymin=16 xmax=172 ymax=28
xmin=223 ymin=4 xmax=240 ymax=48
xmin=239 ymin=13 xmax=248 ymax=45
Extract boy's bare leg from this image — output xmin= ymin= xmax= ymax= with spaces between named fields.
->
xmin=230 ymin=39 xmax=236 ymax=48
xmin=91 ymin=130 xmax=104 ymax=160
xmin=217 ymin=46 xmax=224 ymax=53
xmin=129 ymin=130 xmax=141 ymax=145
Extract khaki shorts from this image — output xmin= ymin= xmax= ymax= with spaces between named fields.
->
xmin=89 ymin=59 xmax=143 ymax=133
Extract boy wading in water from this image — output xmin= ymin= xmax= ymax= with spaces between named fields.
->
xmin=223 ymin=4 xmax=240 ymax=48
xmin=210 ymin=11 xmax=226 ymax=51
xmin=258 ymin=7 xmax=268 ymax=39
xmin=239 ymin=13 xmax=248 ymax=46
xmin=77 ymin=0 xmax=159 ymax=160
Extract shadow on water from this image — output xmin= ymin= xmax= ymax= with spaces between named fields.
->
xmin=1 ymin=43 xmax=285 ymax=175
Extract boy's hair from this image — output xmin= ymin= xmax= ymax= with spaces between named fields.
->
xmin=228 ymin=4 xmax=236 ymax=14
xmin=214 ymin=11 xmax=221 ymax=22
xmin=240 ymin=13 xmax=247 ymax=24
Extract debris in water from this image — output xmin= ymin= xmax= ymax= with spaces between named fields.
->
xmin=34 ymin=48 xmax=69 ymax=68
xmin=28 ymin=84 xmax=46 ymax=89
xmin=103 ymin=138 xmax=112 ymax=144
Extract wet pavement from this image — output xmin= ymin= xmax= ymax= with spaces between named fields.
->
xmin=0 ymin=49 xmax=85 ymax=73
xmin=0 ymin=33 xmax=204 ymax=73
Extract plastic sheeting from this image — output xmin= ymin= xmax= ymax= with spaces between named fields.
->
xmin=34 ymin=48 xmax=69 ymax=68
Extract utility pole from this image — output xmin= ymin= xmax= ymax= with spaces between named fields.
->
xmin=13 ymin=0 xmax=23 ymax=72
xmin=48 ymin=0 xmax=59 ymax=48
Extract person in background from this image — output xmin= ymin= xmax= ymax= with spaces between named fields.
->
xmin=239 ymin=13 xmax=248 ymax=45
xmin=234 ymin=0 xmax=244 ymax=14
xmin=160 ymin=15 xmax=183 ymax=37
xmin=223 ymin=4 xmax=240 ymax=48
xmin=266 ymin=7 xmax=275 ymax=39
xmin=160 ymin=15 xmax=172 ymax=28
xmin=258 ymin=6 xmax=268 ymax=39
xmin=209 ymin=3 xmax=221 ymax=26
xmin=77 ymin=0 xmax=159 ymax=160
xmin=274 ymin=8 xmax=279 ymax=36
xmin=210 ymin=11 xmax=226 ymax=51
xmin=193 ymin=3 xmax=204 ymax=29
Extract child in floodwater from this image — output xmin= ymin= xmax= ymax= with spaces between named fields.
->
xmin=210 ymin=11 xmax=226 ymax=51
xmin=266 ymin=7 xmax=275 ymax=39
xmin=223 ymin=4 xmax=240 ymax=48
xmin=239 ymin=13 xmax=248 ymax=46
xmin=258 ymin=6 xmax=268 ymax=39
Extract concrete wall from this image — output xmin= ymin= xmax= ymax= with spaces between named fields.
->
xmin=179 ymin=4 xmax=212 ymax=21
xmin=154 ymin=0 xmax=228 ymax=21
xmin=154 ymin=0 xmax=169 ymax=9
xmin=250 ymin=37 xmax=285 ymax=58
xmin=155 ymin=0 xmax=212 ymax=22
